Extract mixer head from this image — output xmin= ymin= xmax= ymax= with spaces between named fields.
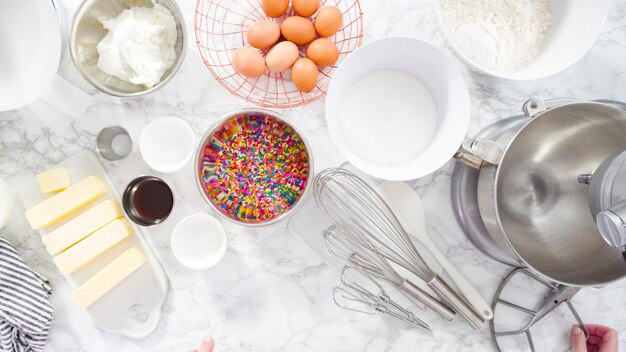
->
xmin=580 ymin=150 xmax=626 ymax=248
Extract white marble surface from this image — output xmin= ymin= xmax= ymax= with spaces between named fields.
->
xmin=1 ymin=0 xmax=626 ymax=351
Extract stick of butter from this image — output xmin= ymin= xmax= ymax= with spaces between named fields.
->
xmin=53 ymin=218 xmax=133 ymax=275
xmin=72 ymin=247 xmax=147 ymax=309
xmin=25 ymin=176 xmax=106 ymax=230
xmin=42 ymin=200 xmax=123 ymax=255
xmin=37 ymin=168 xmax=71 ymax=194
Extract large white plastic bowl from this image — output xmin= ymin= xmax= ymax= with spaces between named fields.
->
xmin=0 ymin=0 xmax=62 ymax=111
xmin=326 ymin=37 xmax=470 ymax=181
xmin=437 ymin=0 xmax=610 ymax=80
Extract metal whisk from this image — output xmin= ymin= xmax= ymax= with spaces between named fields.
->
xmin=324 ymin=224 xmax=455 ymax=321
xmin=334 ymin=266 xmax=431 ymax=331
xmin=315 ymin=168 xmax=484 ymax=329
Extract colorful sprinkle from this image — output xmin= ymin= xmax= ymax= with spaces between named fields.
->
xmin=199 ymin=113 xmax=310 ymax=223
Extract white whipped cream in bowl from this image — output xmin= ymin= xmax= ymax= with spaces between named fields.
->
xmin=70 ymin=0 xmax=186 ymax=97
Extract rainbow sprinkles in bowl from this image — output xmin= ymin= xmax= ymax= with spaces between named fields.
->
xmin=197 ymin=112 xmax=310 ymax=225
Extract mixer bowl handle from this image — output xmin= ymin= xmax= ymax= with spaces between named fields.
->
xmin=453 ymin=98 xmax=546 ymax=169
xmin=454 ymin=138 xmax=504 ymax=169
xmin=454 ymin=97 xmax=626 ymax=170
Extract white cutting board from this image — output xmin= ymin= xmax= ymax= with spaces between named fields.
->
xmin=19 ymin=151 xmax=168 ymax=339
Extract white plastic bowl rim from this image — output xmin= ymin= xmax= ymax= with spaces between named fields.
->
xmin=325 ymin=36 xmax=471 ymax=181
xmin=0 ymin=0 xmax=62 ymax=111
xmin=435 ymin=0 xmax=610 ymax=80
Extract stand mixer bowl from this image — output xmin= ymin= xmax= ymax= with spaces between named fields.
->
xmin=453 ymin=99 xmax=626 ymax=287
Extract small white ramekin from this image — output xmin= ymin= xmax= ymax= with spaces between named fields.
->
xmin=171 ymin=214 xmax=227 ymax=270
xmin=140 ymin=116 xmax=195 ymax=174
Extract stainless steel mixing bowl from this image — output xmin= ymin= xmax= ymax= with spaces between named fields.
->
xmin=456 ymin=99 xmax=626 ymax=287
xmin=70 ymin=0 xmax=186 ymax=97
xmin=194 ymin=109 xmax=314 ymax=227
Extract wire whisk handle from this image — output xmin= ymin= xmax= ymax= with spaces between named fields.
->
xmin=333 ymin=266 xmax=431 ymax=331
xmin=428 ymin=276 xmax=484 ymax=329
xmin=399 ymin=279 xmax=456 ymax=321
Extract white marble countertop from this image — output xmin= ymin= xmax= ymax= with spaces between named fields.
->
xmin=1 ymin=0 xmax=626 ymax=351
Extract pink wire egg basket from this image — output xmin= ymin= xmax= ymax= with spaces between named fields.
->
xmin=194 ymin=0 xmax=364 ymax=108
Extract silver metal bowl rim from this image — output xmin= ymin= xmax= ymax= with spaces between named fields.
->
xmin=69 ymin=0 xmax=187 ymax=98
xmin=491 ymin=100 xmax=626 ymax=287
xmin=194 ymin=108 xmax=315 ymax=228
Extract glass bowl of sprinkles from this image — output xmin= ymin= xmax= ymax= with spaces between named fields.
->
xmin=195 ymin=109 xmax=313 ymax=226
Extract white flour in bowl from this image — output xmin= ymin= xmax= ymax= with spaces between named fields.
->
xmin=439 ymin=0 xmax=551 ymax=73
xmin=339 ymin=70 xmax=438 ymax=166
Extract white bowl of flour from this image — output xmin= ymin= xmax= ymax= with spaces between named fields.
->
xmin=326 ymin=37 xmax=470 ymax=181
xmin=437 ymin=0 xmax=610 ymax=80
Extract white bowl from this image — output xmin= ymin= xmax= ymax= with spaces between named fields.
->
xmin=140 ymin=116 xmax=195 ymax=173
xmin=326 ymin=36 xmax=470 ymax=181
xmin=0 ymin=178 xmax=14 ymax=229
xmin=171 ymin=214 xmax=227 ymax=270
xmin=437 ymin=0 xmax=610 ymax=80
xmin=0 ymin=0 xmax=63 ymax=111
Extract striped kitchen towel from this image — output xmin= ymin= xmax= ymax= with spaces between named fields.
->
xmin=0 ymin=236 xmax=53 ymax=352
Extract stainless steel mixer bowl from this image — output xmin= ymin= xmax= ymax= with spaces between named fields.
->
xmin=496 ymin=102 xmax=626 ymax=286
xmin=457 ymin=100 xmax=626 ymax=287
xmin=70 ymin=0 xmax=186 ymax=97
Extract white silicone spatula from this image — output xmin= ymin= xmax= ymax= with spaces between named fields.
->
xmin=376 ymin=181 xmax=494 ymax=321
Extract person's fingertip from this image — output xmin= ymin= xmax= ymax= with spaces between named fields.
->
xmin=571 ymin=325 xmax=588 ymax=352
xmin=199 ymin=338 xmax=214 ymax=352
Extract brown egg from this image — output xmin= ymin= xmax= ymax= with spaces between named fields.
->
xmin=314 ymin=6 xmax=343 ymax=37
xmin=306 ymin=38 xmax=339 ymax=66
xmin=261 ymin=0 xmax=289 ymax=18
xmin=247 ymin=20 xmax=281 ymax=49
xmin=280 ymin=16 xmax=316 ymax=45
xmin=232 ymin=47 xmax=266 ymax=78
xmin=292 ymin=58 xmax=318 ymax=93
xmin=292 ymin=0 xmax=320 ymax=17
xmin=265 ymin=41 xmax=300 ymax=73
